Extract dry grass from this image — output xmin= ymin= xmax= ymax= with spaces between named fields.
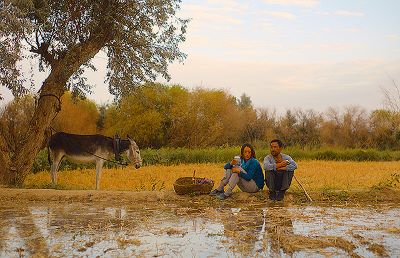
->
xmin=24 ymin=161 xmax=400 ymax=192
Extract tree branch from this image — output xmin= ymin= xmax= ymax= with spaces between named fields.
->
xmin=30 ymin=41 xmax=55 ymax=65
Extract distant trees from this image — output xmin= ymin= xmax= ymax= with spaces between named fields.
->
xmin=369 ymin=109 xmax=400 ymax=149
xmin=52 ymin=92 xmax=99 ymax=134
xmin=97 ymin=83 xmax=399 ymax=150
xmin=103 ymin=83 xmax=243 ymax=148
xmin=104 ymin=83 xmax=175 ymax=147
xmin=2 ymin=83 xmax=399 ymax=154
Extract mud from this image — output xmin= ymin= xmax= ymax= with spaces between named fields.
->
xmin=0 ymin=188 xmax=399 ymax=257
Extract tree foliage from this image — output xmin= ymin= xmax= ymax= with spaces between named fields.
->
xmin=0 ymin=95 xmax=36 ymax=152
xmin=0 ymin=0 xmax=187 ymax=98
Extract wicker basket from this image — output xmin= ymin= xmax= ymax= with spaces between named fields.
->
xmin=173 ymin=177 xmax=214 ymax=195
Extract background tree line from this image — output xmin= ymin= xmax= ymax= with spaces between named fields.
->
xmin=2 ymin=82 xmax=400 ymax=151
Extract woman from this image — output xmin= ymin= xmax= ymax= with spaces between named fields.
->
xmin=210 ymin=143 xmax=264 ymax=200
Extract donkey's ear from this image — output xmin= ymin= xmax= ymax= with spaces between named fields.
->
xmin=127 ymin=134 xmax=131 ymax=139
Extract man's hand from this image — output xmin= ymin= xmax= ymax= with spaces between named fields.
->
xmin=276 ymin=160 xmax=289 ymax=171
xmin=232 ymin=167 xmax=241 ymax=173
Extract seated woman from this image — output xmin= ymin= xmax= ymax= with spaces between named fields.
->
xmin=210 ymin=143 xmax=264 ymax=200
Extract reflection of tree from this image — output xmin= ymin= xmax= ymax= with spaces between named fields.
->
xmin=0 ymin=211 xmax=7 ymax=252
xmin=265 ymin=207 xmax=294 ymax=255
xmin=16 ymin=207 xmax=50 ymax=256
xmin=219 ymin=207 xmax=267 ymax=255
xmin=265 ymin=207 xmax=359 ymax=257
xmin=0 ymin=205 xmax=50 ymax=256
xmin=217 ymin=205 xmax=296 ymax=256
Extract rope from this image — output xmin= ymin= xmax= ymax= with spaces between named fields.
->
xmin=37 ymin=93 xmax=61 ymax=111
xmin=86 ymin=151 xmax=129 ymax=167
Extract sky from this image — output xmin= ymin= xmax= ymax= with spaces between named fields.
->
xmin=1 ymin=0 xmax=400 ymax=112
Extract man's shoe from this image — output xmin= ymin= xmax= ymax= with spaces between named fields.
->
xmin=216 ymin=193 xmax=229 ymax=200
xmin=268 ymin=191 xmax=277 ymax=200
xmin=209 ymin=189 xmax=224 ymax=196
xmin=276 ymin=191 xmax=285 ymax=201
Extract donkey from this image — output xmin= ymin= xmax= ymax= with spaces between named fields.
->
xmin=48 ymin=132 xmax=142 ymax=190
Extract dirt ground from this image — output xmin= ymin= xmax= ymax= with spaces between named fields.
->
xmin=1 ymin=187 xmax=399 ymax=206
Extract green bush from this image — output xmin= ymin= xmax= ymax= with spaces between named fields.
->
xmin=32 ymin=146 xmax=400 ymax=172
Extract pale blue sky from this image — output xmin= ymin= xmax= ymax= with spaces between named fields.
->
xmin=160 ymin=0 xmax=400 ymax=112
xmin=1 ymin=0 xmax=399 ymax=112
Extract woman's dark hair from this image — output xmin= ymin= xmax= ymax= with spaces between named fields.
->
xmin=240 ymin=143 xmax=256 ymax=159
xmin=270 ymin=139 xmax=284 ymax=147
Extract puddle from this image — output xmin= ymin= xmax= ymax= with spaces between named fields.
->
xmin=0 ymin=202 xmax=399 ymax=257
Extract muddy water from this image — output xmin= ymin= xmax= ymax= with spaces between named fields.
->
xmin=0 ymin=202 xmax=399 ymax=257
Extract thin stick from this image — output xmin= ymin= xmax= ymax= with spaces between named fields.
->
xmin=294 ymin=174 xmax=313 ymax=202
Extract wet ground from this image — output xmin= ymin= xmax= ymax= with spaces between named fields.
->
xmin=0 ymin=197 xmax=399 ymax=257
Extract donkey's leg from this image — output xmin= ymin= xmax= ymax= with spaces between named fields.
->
xmin=51 ymin=162 xmax=57 ymax=185
xmin=95 ymin=159 xmax=105 ymax=190
xmin=50 ymin=152 xmax=62 ymax=185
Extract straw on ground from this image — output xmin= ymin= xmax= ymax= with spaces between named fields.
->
xmin=24 ymin=161 xmax=400 ymax=192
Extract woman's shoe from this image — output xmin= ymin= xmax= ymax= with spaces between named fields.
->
xmin=216 ymin=193 xmax=229 ymax=200
xmin=209 ymin=189 xmax=224 ymax=196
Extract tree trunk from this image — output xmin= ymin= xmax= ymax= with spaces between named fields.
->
xmin=0 ymin=133 xmax=11 ymax=185
xmin=3 ymin=77 xmax=63 ymax=186
xmin=0 ymin=31 xmax=110 ymax=186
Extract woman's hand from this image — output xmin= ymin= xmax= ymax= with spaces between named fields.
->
xmin=232 ymin=167 xmax=241 ymax=173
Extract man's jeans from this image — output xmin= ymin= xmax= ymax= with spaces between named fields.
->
xmin=265 ymin=170 xmax=294 ymax=192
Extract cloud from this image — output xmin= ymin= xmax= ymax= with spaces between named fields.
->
xmin=262 ymin=0 xmax=319 ymax=8
xmin=183 ymin=4 xmax=243 ymax=26
xmin=386 ymin=34 xmax=400 ymax=42
xmin=314 ymin=10 xmax=365 ymax=17
xmin=265 ymin=11 xmax=296 ymax=20
xmin=333 ymin=10 xmax=364 ymax=17
xmin=206 ymin=0 xmax=249 ymax=11
xmin=164 ymin=56 xmax=400 ymax=111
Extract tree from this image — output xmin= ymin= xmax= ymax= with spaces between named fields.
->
xmin=276 ymin=110 xmax=297 ymax=146
xmin=293 ymin=109 xmax=322 ymax=148
xmin=168 ymin=88 xmax=240 ymax=147
xmin=104 ymin=83 xmax=174 ymax=147
xmin=369 ymin=109 xmax=400 ymax=149
xmin=382 ymin=79 xmax=400 ymax=113
xmin=0 ymin=0 xmax=187 ymax=186
xmin=238 ymin=93 xmax=252 ymax=109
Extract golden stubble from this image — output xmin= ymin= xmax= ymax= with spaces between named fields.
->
xmin=24 ymin=161 xmax=400 ymax=191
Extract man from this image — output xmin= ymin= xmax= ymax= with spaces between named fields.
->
xmin=264 ymin=139 xmax=297 ymax=201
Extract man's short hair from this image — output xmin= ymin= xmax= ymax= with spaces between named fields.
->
xmin=270 ymin=139 xmax=283 ymax=147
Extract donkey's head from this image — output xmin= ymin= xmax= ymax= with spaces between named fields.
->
xmin=126 ymin=137 xmax=142 ymax=169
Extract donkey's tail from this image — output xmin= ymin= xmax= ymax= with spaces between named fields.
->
xmin=47 ymin=145 xmax=52 ymax=165
xmin=46 ymin=128 xmax=53 ymax=166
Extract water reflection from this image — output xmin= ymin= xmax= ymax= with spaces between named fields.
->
xmin=0 ymin=203 xmax=399 ymax=257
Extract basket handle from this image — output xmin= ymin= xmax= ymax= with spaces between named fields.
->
xmin=192 ymin=170 xmax=196 ymax=183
